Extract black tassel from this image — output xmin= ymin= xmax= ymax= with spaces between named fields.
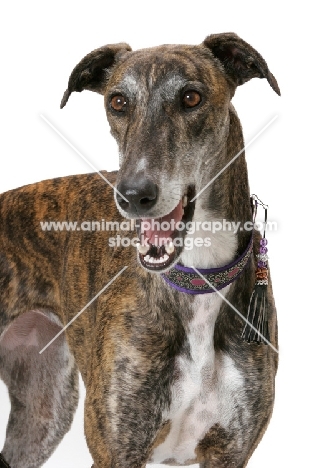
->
xmin=242 ymin=195 xmax=270 ymax=345
xmin=242 ymin=284 xmax=269 ymax=344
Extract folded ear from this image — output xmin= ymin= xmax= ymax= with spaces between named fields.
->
xmin=60 ymin=43 xmax=132 ymax=108
xmin=203 ymin=33 xmax=280 ymax=95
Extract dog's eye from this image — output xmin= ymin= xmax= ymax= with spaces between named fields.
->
xmin=182 ymin=90 xmax=201 ymax=109
xmin=110 ymin=94 xmax=127 ymax=112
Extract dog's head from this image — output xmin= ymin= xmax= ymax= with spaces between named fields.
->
xmin=61 ymin=33 xmax=279 ymax=272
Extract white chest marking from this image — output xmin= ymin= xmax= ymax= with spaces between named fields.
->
xmin=150 ymin=291 xmax=247 ymax=465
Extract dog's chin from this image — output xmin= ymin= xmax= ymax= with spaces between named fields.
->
xmin=136 ymin=185 xmax=195 ymax=273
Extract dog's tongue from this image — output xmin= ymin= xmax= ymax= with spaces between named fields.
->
xmin=142 ymin=201 xmax=183 ymax=245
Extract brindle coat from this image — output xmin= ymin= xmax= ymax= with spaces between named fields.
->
xmin=0 ymin=33 xmax=279 ymax=467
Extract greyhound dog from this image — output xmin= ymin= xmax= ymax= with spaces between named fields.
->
xmin=0 ymin=33 xmax=279 ymax=467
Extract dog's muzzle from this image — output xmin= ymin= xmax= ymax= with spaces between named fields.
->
xmin=116 ymin=178 xmax=196 ymax=272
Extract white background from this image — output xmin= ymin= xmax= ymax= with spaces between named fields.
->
xmin=0 ymin=1 xmax=310 ymax=467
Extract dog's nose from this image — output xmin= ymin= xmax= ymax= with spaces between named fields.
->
xmin=116 ymin=176 xmax=158 ymax=214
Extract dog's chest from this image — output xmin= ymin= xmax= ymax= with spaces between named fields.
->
xmin=150 ymin=291 xmax=247 ymax=465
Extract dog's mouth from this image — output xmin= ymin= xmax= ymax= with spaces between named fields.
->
xmin=136 ymin=185 xmax=195 ymax=272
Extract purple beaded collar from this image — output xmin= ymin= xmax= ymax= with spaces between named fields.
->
xmin=161 ymin=236 xmax=253 ymax=294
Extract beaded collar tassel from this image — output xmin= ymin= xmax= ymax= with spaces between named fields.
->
xmin=242 ymin=195 xmax=270 ymax=344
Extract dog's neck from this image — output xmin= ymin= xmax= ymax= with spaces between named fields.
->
xmin=180 ymin=106 xmax=252 ymax=270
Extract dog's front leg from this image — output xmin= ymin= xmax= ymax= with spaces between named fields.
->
xmin=84 ymin=363 xmax=167 ymax=468
xmin=83 ymin=322 xmax=173 ymax=468
xmin=84 ymin=379 xmax=162 ymax=468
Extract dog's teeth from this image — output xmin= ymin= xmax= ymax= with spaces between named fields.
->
xmin=182 ymin=195 xmax=188 ymax=208
xmin=144 ymin=251 xmax=170 ymax=264
xmin=137 ymin=243 xmax=149 ymax=255
xmin=165 ymin=242 xmax=175 ymax=255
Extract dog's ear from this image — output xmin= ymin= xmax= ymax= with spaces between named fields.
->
xmin=60 ymin=43 xmax=132 ymax=109
xmin=203 ymin=33 xmax=280 ymax=95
